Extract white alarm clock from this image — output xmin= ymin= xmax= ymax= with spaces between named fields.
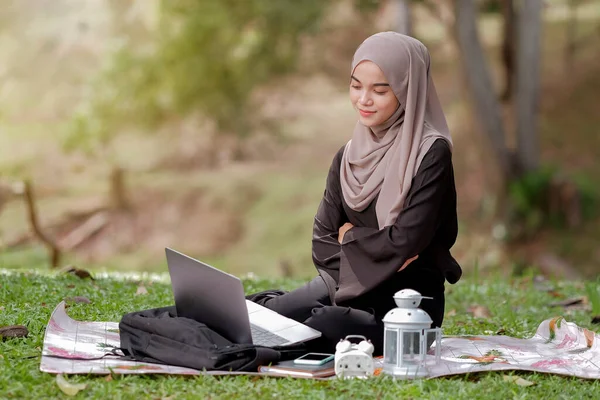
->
xmin=334 ymin=335 xmax=375 ymax=379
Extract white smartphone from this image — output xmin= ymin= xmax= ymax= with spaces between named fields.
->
xmin=293 ymin=352 xmax=335 ymax=366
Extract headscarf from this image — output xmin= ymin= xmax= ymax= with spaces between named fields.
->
xmin=340 ymin=32 xmax=452 ymax=229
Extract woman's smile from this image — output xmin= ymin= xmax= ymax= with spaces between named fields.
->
xmin=359 ymin=109 xmax=376 ymax=117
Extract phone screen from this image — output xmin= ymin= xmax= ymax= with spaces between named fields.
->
xmin=293 ymin=352 xmax=335 ymax=365
xmin=297 ymin=353 xmax=332 ymax=361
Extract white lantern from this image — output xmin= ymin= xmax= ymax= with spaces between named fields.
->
xmin=381 ymin=289 xmax=441 ymax=379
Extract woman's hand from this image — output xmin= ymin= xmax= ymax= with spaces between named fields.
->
xmin=338 ymin=222 xmax=354 ymax=244
xmin=398 ymin=255 xmax=419 ymax=272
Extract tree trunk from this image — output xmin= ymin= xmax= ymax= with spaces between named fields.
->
xmin=500 ymin=0 xmax=516 ymax=102
xmin=393 ymin=0 xmax=412 ymax=36
xmin=110 ymin=166 xmax=131 ymax=211
xmin=514 ymin=0 xmax=543 ymax=174
xmin=454 ymin=0 xmax=510 ymax=178
xmin=22 ymin=181 xmax=61 ymax=268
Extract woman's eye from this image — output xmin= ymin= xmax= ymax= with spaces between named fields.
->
xmin=351 ymin=85 xmax=361 ymax=89
xmin=374 ymin=91 xmax=388 ymax=95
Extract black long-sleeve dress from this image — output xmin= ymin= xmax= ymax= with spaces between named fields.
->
xmin=249 ymin=138 xmax=461 ymax=354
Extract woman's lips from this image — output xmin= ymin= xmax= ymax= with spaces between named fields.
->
xmin=359 ymin=109 xmax=376 ymax=117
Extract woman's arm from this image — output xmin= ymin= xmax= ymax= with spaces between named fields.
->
xmin=335 ymin=139 xmax=455 ymax=302
xmin=312 ymin=147 xmax=347 ymax=283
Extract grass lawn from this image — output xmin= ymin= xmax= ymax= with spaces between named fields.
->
xmin=1 ymin=268 xmax=599 ymax=399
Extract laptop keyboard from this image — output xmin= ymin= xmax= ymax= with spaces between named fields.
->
xmin=250 ymin=324 xmax=288 ymax=347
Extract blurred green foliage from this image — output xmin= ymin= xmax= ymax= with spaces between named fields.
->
xmin=585 ymin=280 xmax=600 ymax=315
xmin=507 ymin=166 xmax=598 ymax=239
xmin=353 ymin=0 xmax=382 ymax=13
xmin=479 ymin=0 xmax=502 ymax=14
xmin=508 ymin=166 xmax=556 ymax=235
xmin=64 ymin=0 xmax=327 ymax=153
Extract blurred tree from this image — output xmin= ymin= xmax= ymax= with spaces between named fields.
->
xmin=514 ymin=0 xmax=543 ymax=174
xmin=393 ymin=0 xmax=413 ymax=35
xmin=64 ymin=0 xmax=326 ymax=154
xmin=451 ymin=0 xmax=588 ymax=244
xmin=500 ymin=0 xmax=516 ymax=102
xmin=454 ymin=0 xmax=543 ymax=181
xmin=454 ymin=0 xmax=508 ymax=173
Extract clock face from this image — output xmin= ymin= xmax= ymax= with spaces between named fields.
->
xmin=335 ymin=352 xmax=375 ymax=377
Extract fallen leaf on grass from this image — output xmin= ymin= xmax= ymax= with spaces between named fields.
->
xmin=549 ymin=296 xmax=589 ymax=310
xmin=467 ymin=305 xmax=491 ymax=319
xmin=503 ymin=375 xmax=535 ymax=387
xmin=104 ymin=374 xmax=113 ymax=382
xmin=60 ymin=265 xmax=95 ymax=280
xmin=0 ymin=325 xmax=28 ymax=340
xmin=136 ymin=285 xmax=148 ymax=296
xmin=446 ymin=309 xmax=457 ymax=317
xmin=56 ymin=374 xmax=87 ymax=396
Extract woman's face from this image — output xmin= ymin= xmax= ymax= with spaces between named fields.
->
xmin=349 ymin=60 xmax=399 ymax=128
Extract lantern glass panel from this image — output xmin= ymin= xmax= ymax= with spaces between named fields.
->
xmin=401 ymin=331 xmax=421 ymax=364
xmin=426 ymin=330 xmax=438 ymax=355
xmin=384 ymin=329 xmax=398 ymax=365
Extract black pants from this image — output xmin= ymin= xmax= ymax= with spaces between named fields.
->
xmin=248 ymin=264 xmax=445 ymax=356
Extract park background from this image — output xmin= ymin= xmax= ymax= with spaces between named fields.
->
xmin=1 ymin=0 xmax=599 ymax=281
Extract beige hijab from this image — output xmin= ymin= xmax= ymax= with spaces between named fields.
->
xmin=340 ymin=32 xmax=452 ymax=229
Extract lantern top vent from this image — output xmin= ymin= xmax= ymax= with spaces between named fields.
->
xmin=393 ymin=289 xmax=432 ymax=308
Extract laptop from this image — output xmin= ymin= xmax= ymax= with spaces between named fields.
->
xmin=165 ymin=248 xmax=321 ymax=347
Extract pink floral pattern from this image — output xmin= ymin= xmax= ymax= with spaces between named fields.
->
xmin=556 ymin=334 xmax=577 ymax=349
xmin=46 ymin=346 xmax=80 ymax=358
xmin=47 ymin=318 xmax=64 ymax=333
xmin=531 ymin=359 xmax=574 ymax=369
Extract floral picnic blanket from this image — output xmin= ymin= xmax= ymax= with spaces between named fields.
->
xmin=40 ymin=302 xmax=600 ymax=379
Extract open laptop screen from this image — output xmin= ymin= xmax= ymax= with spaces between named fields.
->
xmin=165 ymin=248 xmax=253 ymax=344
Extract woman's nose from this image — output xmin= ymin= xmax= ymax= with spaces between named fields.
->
xmin=359 ymin=92 xmax=373 ymax=106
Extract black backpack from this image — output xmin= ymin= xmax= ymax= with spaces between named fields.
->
xmin=118 ymin=306 xmax=306 ymax=372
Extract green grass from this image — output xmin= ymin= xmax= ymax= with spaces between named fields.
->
xmin=1 ymin=268 xmax=599 ymax=399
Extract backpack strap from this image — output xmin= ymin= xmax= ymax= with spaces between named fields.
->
xmin=42 ymin=346 xmax=125 ymax=361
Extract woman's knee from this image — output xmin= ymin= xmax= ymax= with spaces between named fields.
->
xmin=254 ymin=276 xmax=331 ymax=322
